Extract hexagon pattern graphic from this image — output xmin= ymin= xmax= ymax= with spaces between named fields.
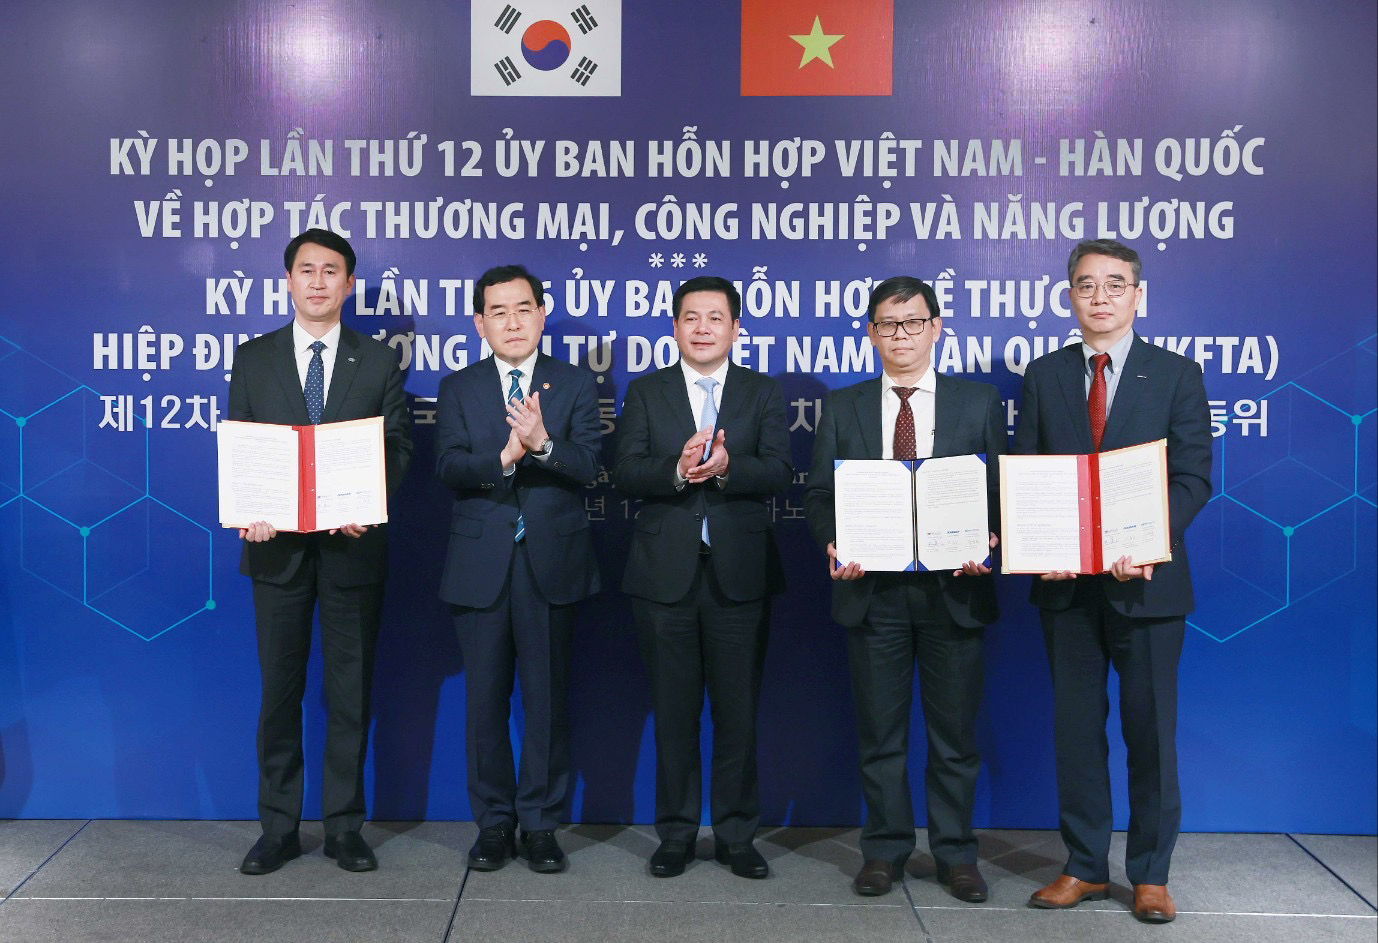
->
xmin=0 ymin=337 xmax=215 ymax=641
xmin=1191 ymin=334 xmax=1376 ymax=642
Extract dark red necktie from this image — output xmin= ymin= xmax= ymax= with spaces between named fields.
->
xmin=1088 ymin=353 xmax=1110 ymax=451
xmin=893 ymin=387 xmax=917 ymax=460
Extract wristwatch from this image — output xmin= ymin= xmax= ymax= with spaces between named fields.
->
xmin=533 ymin=437 xmax=553 ymax=458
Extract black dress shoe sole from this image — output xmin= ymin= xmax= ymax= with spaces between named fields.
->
xmin=467 ymin=852 xmax=512 ymax=872
xmin=947 ymin=885 xmax=988 ymax=903
xmin=525 ymin=856 xmax=568 ymax=874
xmin=240 ymin=845 xmax=301 ymax=876
xmin=713 ymin=847 xmax=768 ymax=879
xmin=852 ymin=879 xmax=893 ymax=897
xmin=324 ymin=849 xmax=378 ymax=872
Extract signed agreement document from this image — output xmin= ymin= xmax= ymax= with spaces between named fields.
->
xmin=217 ymin=416 xmax=387 ymax=532
xmin=999 ymin=439 xmax=1170 ymax=574
xmin=834 ymin=454 xmax=990 ymax=572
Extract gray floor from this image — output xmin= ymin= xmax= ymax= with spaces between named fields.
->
xmin=1 ymin=822 xmax=1373 ymax=942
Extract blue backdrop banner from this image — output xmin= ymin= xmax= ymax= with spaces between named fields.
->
xmin=0 ymin=0 xmax=1373 ymax=833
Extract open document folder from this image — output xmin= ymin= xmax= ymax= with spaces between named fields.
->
xmin=217 ymin=416 xmax=388 ymax=533
xmin=834 ymin=454 xmax=991 ymax=572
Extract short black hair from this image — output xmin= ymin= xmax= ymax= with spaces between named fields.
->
xmin=284 ymin=228 xmax=356 ymax=276
xmin=1067 ymin=239 xmax=1141 ymax=283
xmin=473 ymin=264 xmax=545 ymax=314
xmin=672 ymin=276 xmax=741 ymax=320
xmin=866 ymin=276 xmax=940 ymax=322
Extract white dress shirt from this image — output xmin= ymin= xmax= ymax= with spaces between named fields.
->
xmin=880 ymin=366 xmax=937 ymax=460
xmin=292 ymin=321 xmax=342 ymax=405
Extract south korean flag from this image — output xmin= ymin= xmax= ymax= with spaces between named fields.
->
xmin=471 ymin=1 xmax=621 ymax=97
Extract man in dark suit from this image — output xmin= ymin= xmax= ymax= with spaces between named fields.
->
xmin=613 ymin=276 xmax=792 ymax=880
xmin=229 ymin=228 xmax=412 ymax=875
xmin=436 ymin=264 xmax=600 ymax=874
xmin=804 ymin=276 xmax=1004 ymax=901
xmin=1016 ymin=240 xmax=1211 ymax=924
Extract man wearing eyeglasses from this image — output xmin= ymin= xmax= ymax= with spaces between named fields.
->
xmin=1014 ymin=240 xmax=1211 ymax=923
xmin=804 ymin=276 xmax=1005 ymax=901
xmin=436 ymin=264 xmax=602 ymax=874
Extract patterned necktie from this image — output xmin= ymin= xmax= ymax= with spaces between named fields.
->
xmin=305 ymin=340 xmax=326 ymax=425
xmin=696 ymin=376 xmax=718 ymax=545
xmin=507 ymin=369 xmax=525 ymax=543
xmin=1088 ymin=353 xmax=1110 ymax=451
xmin=892 ymin=387 xmax=917 ymax=461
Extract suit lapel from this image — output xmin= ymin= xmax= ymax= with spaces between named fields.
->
xmin=932 ymin=374 xmax=959 ymax=458
xmin=659 ymin=366 xmax=699 ymax=438
xmin=1053 ymin=345 xmax=1096 ymax=453
xmin=1100 ymin=335 xmax=1151 ymax=451
xmin=716 ymin=363 xmax=747 ymax=431
xmin=852 ymin=379 xmax=883 ymax=459
xmin=270 ymin=325 xmax=310 ymax=425
xmin=529 ymin=354 xmax=561 ymax=424
xmin=322 ymin=328 xmax=362 ymax=423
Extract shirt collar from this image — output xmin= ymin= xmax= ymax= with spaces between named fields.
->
xmin=881 ymin=364 xmax=936 ymax=395
xmin=293 ymin=320 xmax=341 ymax=352
xmin=1081 ymin=330 xmax=1135 ymax=374
xmin=680 ymin=357 xmax=730 ymax=390
xmin=495 ymin=349 xmax=540 ymax=378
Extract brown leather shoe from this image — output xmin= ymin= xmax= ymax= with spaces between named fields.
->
xmin=1028 ymin=874 xmax=1109 ymax=909
xmin=939 ymin=863 xmax=989 ymax=903
xmin=1133 ymin=884 xmax=1176 ymax=923
xmin=852 ymin=860 xmax=897 ymax=896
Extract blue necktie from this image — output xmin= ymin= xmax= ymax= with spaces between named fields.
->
xmin=508 ymin=369 xmax=525 ymax=543
xmin=305 ymin=340 xmax=325 ymax=425
xmin=696 ymin=376 xmax=718 ymax=545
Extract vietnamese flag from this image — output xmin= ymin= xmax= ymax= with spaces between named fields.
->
xmin=741 ymin=0 xmax=892 ymax=96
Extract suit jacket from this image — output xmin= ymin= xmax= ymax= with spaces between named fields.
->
xmin=804 ymin=373 xmax=1006 ymax=630
xmin=436 ymin=353 xmax=601 ymax=609
xmin=614 ymin=362 xmax=793 ymax=605
xmin=227 ymin=323 xmax=412 ymax=587
xmin=1011 ymin=333 xmax=1212 ymax=618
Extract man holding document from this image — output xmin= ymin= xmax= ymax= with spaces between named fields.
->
xmin=804 ymin=276 xmax=1005 ymax=901
xmin=226 ymin=229 xmax=412 ymax=874
xmin=1013 ymin=240 xmax=1211 ymax=923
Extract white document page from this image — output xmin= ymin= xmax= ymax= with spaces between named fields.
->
xmin=1097 ymin=440 xmax=1170 ymax=566
xmin=312 ymin=417 xmax=388 ymax=531
xmin=834 ymin=460 xmax=916 ymax=571
xmin=1000 ymin=454 xmax=1084 ymax=573
xmin=217 ymin=420 xmax=299 ymax=531
xmin=914 ymin=454 xmax=990 ymax=571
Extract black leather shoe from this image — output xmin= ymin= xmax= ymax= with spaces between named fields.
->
xmin=239 ymin=833 xmax=301 ymax=876
xmin=520 ymin=829 xmax=568 ymax=874
xmin=468 ymin=824 xmax=516 ymax=871
xmin=852 ymin=860 xmax=897 ymax=896
xmin=938 ymin=863 xmax=989 ymax=903
xmin=649 ymin=840 xmax=695 ymax=878
xmin=713 ymin=841 xmax=768 ymax=879
xmin=324 ymin=831 xmax=378 ymax=872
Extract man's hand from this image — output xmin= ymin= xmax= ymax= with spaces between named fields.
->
xmin=827 ymin=541 xmax=865 ymax=581
xmin=500 ymin=424 xmax=526 ymax=469
xmin=1040 ymin=570 xmax=1079 ymax=581
xmin=506 ymin=390 xmax=549 ymax=453
xmin=239 ymin=521 xmax=277 ymax=542
xmin=329 ymin=523 xmax=369 ymax=538
xmin=1109 ymin=555 xmax=1154 ymax=582
xmin=685 ymin=429 xmax=729 ymax=483
xmin=953 ymin=533 xmax=998 ymax=577
xmin=676 ymin=428 xmax=715 ymax=479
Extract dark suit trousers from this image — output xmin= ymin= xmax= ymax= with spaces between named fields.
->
xmin=1041 ymin=577 xmax=1183 ymax=885
xmin=633 ymin=556 xmax=768 ymax=845
xmin=252 ymin=545 xmax=382 ymax=840
xmin=847 ymin=573 xmax=984 ymax=869
xmin=453 ymin=541 xmax=573 ymax=832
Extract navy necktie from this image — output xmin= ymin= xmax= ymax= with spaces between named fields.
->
xmin=305 ymin=340 xmax=326 ymax=425
xmin=508 ymin=369 xmax=525 ymax=543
